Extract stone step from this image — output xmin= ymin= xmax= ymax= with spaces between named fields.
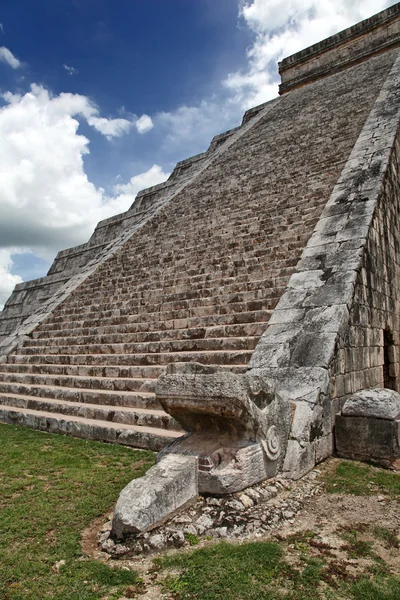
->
xmin=73 ymin=270 xmax=288 ymax=301
xmin=0 ymin=363 xmax=166 ymax=379
xmin=30 ymin=321 xmax=267 ymax=343
xmin=0 ymin=392 xmax=181 ymax=430
xmin=36 ymin=310 xmax=271 ymax=335
xmin=47 ymin=288 xmax=281 ymax=319
xmin=57 ymin=276 xmax=284 ymax=312
xmin=82 ymin=262 xmax=297 ymax=301
xmin=7 ymin=350 xmax=252 ymax=366
xmin=0 ymin=405 xmax=182 ymax=452
xmin=0 ymin=381 xmax=158 ymax=409
xmin=19 ymin=336 xmax=258 ymax=357
xmin=0 ymin=371 xmax=154 ymax=392
xmin=64 ymin=271 xmax=293 ymax=307
xmin=0 ymin=362 xmax=247 ymax=378
xmin=42 ymin=298 xmax=280 ymax=326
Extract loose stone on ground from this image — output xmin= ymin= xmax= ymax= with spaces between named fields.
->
xmin=98 ymin=468 xmax=323 ymax=557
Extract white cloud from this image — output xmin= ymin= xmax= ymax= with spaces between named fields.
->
xmin=0 ymin=23 xmax=4 ymax=34
xmin=63 ymin=64 xmax=78 ymax=75
xmin=0 ymin=46 xmax=21 ymax=69
xmin=87 ymin=115 xmax=133 ymax=139
xmin=2 ymin=84 xmax=139 ymax=142
xmin=226 ymin=0 xmax=389 ymax=107
xmin=0 ymin=250 xmax=22 ymax=310
xmin=135 ymin=114 xmax=154 ymax=134
xmin=0 ymin=84 xmax=169 ymax=264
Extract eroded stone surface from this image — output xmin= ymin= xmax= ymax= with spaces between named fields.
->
xmin=341 ymin=388 xmax=400 ymax=420
xmin=336 ymin=388 xmax=400 ymax=466
xmin=101 ymin=469 xmax=323 ymax=557
xmin=112 ymin=454 xmax=198 ymax=538
xmin=155 ymin=363 xmax=291 ymax=494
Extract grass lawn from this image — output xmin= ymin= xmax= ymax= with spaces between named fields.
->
xmin=0 ymin=423 xmax=154 ymax=600
xmin=1 ymin=424 xmax=399 ymax=600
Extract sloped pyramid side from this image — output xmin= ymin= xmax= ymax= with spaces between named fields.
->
xmin=0 ymin=104 xmax=265 ymax=347
xmin=249 ymin=51 xmax=400 ymax=478
xmin=0 ymin=6 xmax=399 ymax=475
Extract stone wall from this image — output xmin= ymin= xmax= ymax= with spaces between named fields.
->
xmin=279 ymin=2 xmax=400 ymax=93
xmin=332 ymin=127 xmax=400 ymax=407
xmin=249 ymin=48 xmax=400 ymax=478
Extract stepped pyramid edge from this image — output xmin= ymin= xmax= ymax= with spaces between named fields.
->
xmin=1 ymin=5 xmax=400 ymax=480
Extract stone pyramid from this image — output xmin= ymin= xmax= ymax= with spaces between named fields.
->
xmin=1 ymin=5 xmax=400 ymax=480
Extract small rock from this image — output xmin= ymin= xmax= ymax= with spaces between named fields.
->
xmin=132 ymin=542 xmax=143 ymax=554
xmin=246 ymin=488 xmax=261 ymax=501
xmin=225 ymin=499 xmax=245 ymax=511
xmin=231 ymin=524 xmax=245 ymax=536
xmin=111 ymin=544 xmax=130 ymax=557
xmin=183 ymin=525 xmax=198 ymax=536
xmin=99 ymin=531 xmax=110 ymax=544
xmin=377 ymin=495 xmax=385 ymax=502
xmin=173 ymin=514 xmax=192 ymax=524
xmin=171 ymin=531 xmax=185 ymax=548
xmin=196 ymin=514 xmax=214 ymax=530
xmin=213 ymin=526 xmax=228 ymax=538
xmin=206 ymin=497 xmax=222 ymax=507
xmin=101 ymin=538 xmax=116 ymax=553
xmin=52 ymin=560 xmax=66 ymax=574
xmin=149 ymin=534 xmax=165 ymax=550
xmin=238 ymin=493 xmax=254 ymax=508
xmin=283 ymin=511 xmax=296 ymax=519
xmin=270 ymin=514 xmax=281 ymax=524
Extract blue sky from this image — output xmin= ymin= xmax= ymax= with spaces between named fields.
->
xmin=0 ymin=0 xmax=394 ymax=307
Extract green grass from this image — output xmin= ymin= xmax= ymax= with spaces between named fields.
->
xmin=184 ymin=532 xmax=200 ymax=546
xmin=0 ymin=423 xmax=154 ymax=600
xmin=324 ymin=461 xmax=400 ymax=499
xmin=157 ymin=540 xmax=338 ymax=600
xmin=347 ymin=575 xmax=400 ymax=599
xmin=372 ymin=527 xmax=399 ymax=549
xmin=156 ymin=538 xmax=400 ymax=600
xmin=157 ymin=541 xmax=288 ymax=600
xmin=339 ymin=527 xmax=374 ymax=559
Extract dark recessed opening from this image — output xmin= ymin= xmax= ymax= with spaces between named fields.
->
xmin=383 ymin=329 xmax=396 ymax=390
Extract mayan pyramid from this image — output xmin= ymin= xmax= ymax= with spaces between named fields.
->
xmin=1 ymin=4 xmax=400 ymax=480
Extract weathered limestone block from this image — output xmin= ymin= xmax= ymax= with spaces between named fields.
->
xmin=112 ymin=454 xmax=198 ymax=538
xmin=335 ymin=388 xmax=400 ymax=467
xmin=155 ymin=363 xmax=291 ymax=494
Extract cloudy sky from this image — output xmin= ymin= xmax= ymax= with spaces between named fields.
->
xmin=0 ymin=0 xmax=394 ymax=309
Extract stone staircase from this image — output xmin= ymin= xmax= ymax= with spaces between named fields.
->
xmin=0 ymin=45 xmax=395 ymax=451
xmin=0 ymin=275 xmax=268 ymax=450
xmin=0 ymin=226 xmax=277 ymax=449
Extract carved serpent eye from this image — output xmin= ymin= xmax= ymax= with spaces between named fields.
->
xmin=261 ymin=425 xmax=281 ymax=460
